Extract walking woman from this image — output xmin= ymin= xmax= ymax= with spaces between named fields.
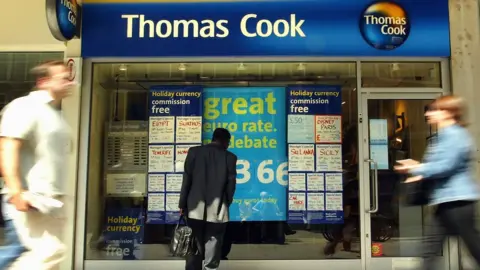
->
xmin=394 ymin=95 xmax=480 ymax=270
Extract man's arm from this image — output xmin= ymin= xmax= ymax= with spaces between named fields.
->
xmin=0 ymin=138 xmax=23 ymax=196
xmin=226 ymin=153 xmax=237 ymax=206
xmin=179 ymin=147 xmax=196 ymax=210
xmin=0 ymin=100 xmax=34 ymax=211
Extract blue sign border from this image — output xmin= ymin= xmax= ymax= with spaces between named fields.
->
xmin=81 ymin=0 xmax=450 ymax=57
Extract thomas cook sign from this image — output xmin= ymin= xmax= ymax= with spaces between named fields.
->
xmin=46 ymin=0 xmax=80 ymax=41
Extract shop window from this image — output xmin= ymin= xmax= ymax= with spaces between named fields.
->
xmin=85 ymin=62 xmax=360 ymax=261
xmin=361 ymin=62 xmax=442 ymax=88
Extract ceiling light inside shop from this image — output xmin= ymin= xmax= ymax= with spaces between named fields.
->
xmin=237 ymin=63 xmax=247 ymax=71
xmin=118 ymin=64 xmax=127 ymax=71
xmin=178 ymin=63 xmax=187 ymax=71
xmin=391 ymin=63 xmax=400 ymax=72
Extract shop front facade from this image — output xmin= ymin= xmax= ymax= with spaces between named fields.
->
xmin=71 ymin=0 xmax=472 ymax=269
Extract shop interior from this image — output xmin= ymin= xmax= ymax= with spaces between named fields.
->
xmin=84 ymin=61 xmax=441 ymax=260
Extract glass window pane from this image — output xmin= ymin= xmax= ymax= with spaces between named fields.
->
xmin=85 ymin=62 xmax=360 ymax=261
xmin=361 ymin=62 xmax=441 ymax=88
xmin=367 ymin=99 xmax=441 ymax=258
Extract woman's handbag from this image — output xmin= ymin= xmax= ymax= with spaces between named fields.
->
xmin=170 ymin=215 xmax=198 ymax=257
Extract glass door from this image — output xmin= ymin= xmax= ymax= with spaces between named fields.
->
xmin=360 ymin=93 xmax=450 ymax=270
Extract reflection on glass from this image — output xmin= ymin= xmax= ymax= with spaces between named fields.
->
xmin=361 ymin=62 xmax=442 ymax=88
xmin=367 ymin=99 xmax=441 ymax=258
xmin=84 ymin=62 xmax=359 ymax=260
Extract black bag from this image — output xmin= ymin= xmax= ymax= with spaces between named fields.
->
xmin=170 ymin=215 xmax=197 ymax=257
xmin=402 ymin=180 xmax=431 ymax=206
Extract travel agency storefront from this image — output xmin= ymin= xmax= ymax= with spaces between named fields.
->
xmin=73 ymin=0 xmax=457 ymax=269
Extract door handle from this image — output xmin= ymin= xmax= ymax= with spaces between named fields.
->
xmin=365 ymin=159 xmax=379 ymax=213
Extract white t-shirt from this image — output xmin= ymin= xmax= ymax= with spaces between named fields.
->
xmin=0 ymin=90 xmax=72 ymax=196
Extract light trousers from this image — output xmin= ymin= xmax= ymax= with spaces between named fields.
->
xmin=7 ymin=199 xmax=66 ymax=270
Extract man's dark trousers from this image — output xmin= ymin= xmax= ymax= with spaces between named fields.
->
xmin=186 ymin=218 xmax=227 ymax=270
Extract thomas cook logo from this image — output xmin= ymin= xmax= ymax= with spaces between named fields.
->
xmin=46 ymin=0 xmax=78 ymax=41
xmin=359 ymin=1 xmax=410 ymax=50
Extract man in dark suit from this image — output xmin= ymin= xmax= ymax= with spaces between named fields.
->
xmin=179 ymin=128 xmax=237 ymax=270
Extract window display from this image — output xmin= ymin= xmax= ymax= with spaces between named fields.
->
xmin=84 ymin=62 xmax=443 ymax=261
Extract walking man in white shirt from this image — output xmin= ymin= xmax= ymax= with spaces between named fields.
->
xmin=0 ymin=60 xmax=74 ymax=269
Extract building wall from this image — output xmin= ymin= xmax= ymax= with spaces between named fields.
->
xmin=449 ymin=0 xmax=480 ymax=269
xmin=0 ymin=1 xmax=64 ymax=51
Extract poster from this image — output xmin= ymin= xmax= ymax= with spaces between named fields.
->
xmin=149 ymin=116 xmax=175 ymax=143
xmin=148 ymin=145 xmax=174 ymax=173
xmin=105 ymin=173 xmax=146 ymax=197
xmin=176 ymin=117 xmax=202 ymax=143
xmin=288 ymin=144 xmax=315 ymax=171
xmin=288 ymin=173 xmax=306 ymax=191
xmin=316 ymin=144 xmax=342 ymax=172
xmin=175 ymin=145 xmax=200 ymax=172
xmin=286 ymin=85 xmax=343 ymax=224
xmin=146 ymin=86 xmax=203 ymax=224
xmin=369 ymin=119 xmax=389 ymax=170
xmin=103 ymin=207 xmax=144 ymax=260
xmin=287 ymin=115 xmax=315 ymax=143
xmin=147 ymin=174 xmax=165 ymax=192
xmin=203 ymin=87 xmax=287 ymax=222
xmin=315 ymin=115 xmax=342 ymax=143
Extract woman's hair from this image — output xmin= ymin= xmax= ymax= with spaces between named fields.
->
xmin=429 ymin=95 xmax=468 ymax=126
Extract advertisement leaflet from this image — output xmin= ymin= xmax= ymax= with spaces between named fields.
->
xmin=287 ymin=85 xmax=344 ymax=224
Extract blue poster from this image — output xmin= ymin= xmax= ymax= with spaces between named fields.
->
xmin=287 ymin=85 xmax=344 ymax=224
xmin=81 ymin=0 xmax=450 ymax=57
xmin=147 ymin=86 xmax=203 ymax=224
xmin=103 ymin=207 xmax=144 ymax=260
xmin=203 ymin=87 xmax=287 ymax=221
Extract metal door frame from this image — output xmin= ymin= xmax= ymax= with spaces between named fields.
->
xmin=358 ymin=91 xmax=458 ymax=270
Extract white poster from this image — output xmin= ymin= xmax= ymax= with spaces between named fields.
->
xmin=166 ymin=193 xmax=181 ymax=211
xmin=175 ymin=145 xmax=200 ymax=172
xmin=325 ymin=193 xmax=343 ymax=211
xmin=148 ymin=193 xmax=165 ymax=211
xmin=369 ymin=119 xmax=389 ymax=170
xmin=166 ymin=174 xmax=183 ymax=192
xmin=315 ymin=144 xmax=342 ymax=172
xmin=148 ymin=145 xmax=174 ymax=172
xmin=288 ymin=173 xmax=306 ymax=191
xmin=106 ymin=173 xmax=146 ymax=196
xmin=288 ymin=144 xmax=315 ymax=172
xmin=307 ymin=193 xmax=325 ymax=211
xmin=315 ymin=115 xmax=342 ymax=143
xmin=288 ymin=192 xmax=306 ymax=211
xmin=176 ymin=116 xmax=202 ymax=143
xmin=325 ymin=173 xmax=343 ymax=191
xmin=307 ymin=173 xmax=325 ymax=191
xmin=147 ymin=174 xmax=165 ymax=192
xmin=149 ymin=116 xmax=175 ymax=143
xmin=287 ymin=115 xmax=315 ymax=143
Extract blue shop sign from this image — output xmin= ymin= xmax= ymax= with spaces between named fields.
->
xmin=81 ymin=0 xmax=450 ymax=57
